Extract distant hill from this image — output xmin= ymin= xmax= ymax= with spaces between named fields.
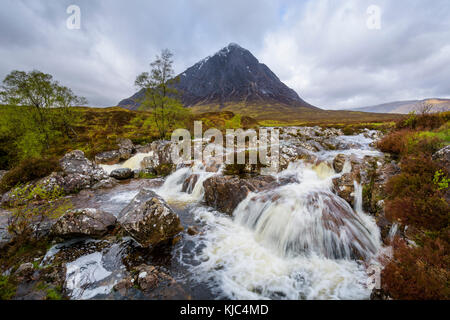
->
xmin=350 ymin=98 xmax=450 ymax=114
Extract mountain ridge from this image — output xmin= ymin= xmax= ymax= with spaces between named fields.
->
xmin=118 ymin=43 xmax=317 ymax=113
xmin=349 ymin=98 xmax=450 ymax=114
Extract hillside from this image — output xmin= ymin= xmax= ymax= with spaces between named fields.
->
xmin=350 ymin=98 xmax=450 ymax=114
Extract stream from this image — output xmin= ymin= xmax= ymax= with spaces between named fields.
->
xmin=41 ymin=128 xmax=385 ymax=300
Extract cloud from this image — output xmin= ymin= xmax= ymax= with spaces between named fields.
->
xmin=0 ymin=0 xmax=449 ymax=108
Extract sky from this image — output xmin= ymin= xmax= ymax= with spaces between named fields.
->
xmin=0 ymin=0 xmax=449 ymax=109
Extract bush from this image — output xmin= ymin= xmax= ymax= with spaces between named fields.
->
xmin=384 ymin=155 xmax=449 ymax=231
xmin=0 ymin=157 xmax=60 ymax=193
xmin=381 ymin=238 xmax=449 ymax=300
xmin=377 ymin=130 xmax=412 ymax=155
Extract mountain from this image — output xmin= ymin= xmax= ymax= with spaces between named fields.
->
xmin=350 ymin=98 xmax=450 ymax=114
xmin=118 ymin=43 xmax=317 ymax=118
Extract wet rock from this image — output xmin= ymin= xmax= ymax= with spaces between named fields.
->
xmin=432 ymin=145 xmax=450 ymax=172
xmin=95 ymin=150 xmax=121 ymax=165
xmin=110 ymin=168 xmax=134 ymax=180
xmin=203 ymin=175 xmax=277 ymax=215
xmin=113 ymin=277 xmax=134 ymax=296
xmin=370 ymin=288 xmax=391 ymax=300
xmin=136 ymin=264 xmax=162 ymax=292
xmin=181 ymin=174 xmax=199 ymax=194
xmin=118 ymin=189 xmax=183 ymax=248
xmin=333 ymin=154 xmax=347 ymax=173
xmin=187 ymin=226 xmax=199 ymax=236
xmin=332 ymin=173 xmax=356 ymax=207
xmin=51 ymin=208 xmax=117 ymax=239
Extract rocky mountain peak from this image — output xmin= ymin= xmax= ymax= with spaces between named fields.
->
xmin=119 ymin=43 xmax=315 ymax=110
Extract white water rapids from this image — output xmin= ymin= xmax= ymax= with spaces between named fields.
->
xmin=55 ymin=129 xmax=385 ymax=300
xmin=152 ymin=131 xmax=383 ymax=300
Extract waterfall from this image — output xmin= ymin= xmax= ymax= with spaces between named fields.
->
xmin=233 ymin=163 xmax=380 ymax=260
xmin=100 ymin=152 xmax=153 ymax=174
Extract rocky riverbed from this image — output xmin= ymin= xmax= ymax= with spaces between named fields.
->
xmin=1 ymin=126 xmax=419 ymax=300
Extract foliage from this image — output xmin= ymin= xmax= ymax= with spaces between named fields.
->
xmin=0 ymin=70 xmax=87 ymax=157
xmin=7 ymin=183 xmax=71 ymax=241
xmin=433 ymin=169 xmax=450 ymax=191
xmin=135 ymin=49 xmax=190 ymax=139
xmin=379 ymin=110 xmax=450 ymax=299
xmin=384 ymin=154 xmax=449 ymax=231
xmin=381 ymin=238 xmax=449 ymax=300
xmin=0 ymin=275 xmax=16 ymax=300
xmin=0 ymin=157 xmax=60 ymax=193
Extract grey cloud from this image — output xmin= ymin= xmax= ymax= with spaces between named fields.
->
xmin=0 ymin=0 xmax=449 ymax=108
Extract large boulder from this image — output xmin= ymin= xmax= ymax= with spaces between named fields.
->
xmin=110 ymin=168 xmax=134 ymax=180
xmin=203 ymin=175 xmax=277 ymax=215
xmin=95 ymin=138 xmax=135 ymax=165
xmin=51 ymin=208 xmax=117 ymax=239
xmin=140 ymin=141 xmax=175 ymax=171
xmin=118 ymin=189 xmax=183 ymax=248
xmin=432 ymin=145 xmax=450 ymax=173
xmin=56 ymin=150 xmax=116 ymax=194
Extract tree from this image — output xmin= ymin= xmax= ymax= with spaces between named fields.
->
xmin=135 ymin=49 xmax=187 ymax=139
xmin=0 ymin=70 xmax=87 ymax=155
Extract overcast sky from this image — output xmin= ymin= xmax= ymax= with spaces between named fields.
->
xmin=1 ymin=0 xmax=449 ymax=109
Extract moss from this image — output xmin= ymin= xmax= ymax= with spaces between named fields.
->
xmin=0 ymin=275 xmax=16 ymax=300
xmin=46 ymin=287 xmax=64 ymax=300
xmin=154 ymin=164 xmax=174 ymax=177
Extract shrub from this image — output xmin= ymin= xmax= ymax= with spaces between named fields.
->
xmin=377 ymin=130 xmax=412 ymax=155
xmin=384 ymin=155 xmax=449 ymax=231
xmin=0 ymin=157 xmax=60 ymax=193
xmin=381 ymin=238 xmax=449 ymax=300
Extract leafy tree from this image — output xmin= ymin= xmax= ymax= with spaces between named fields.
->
xmin=0 ymin=70 xmax=87 ymax=160
xmin=135 ymin=49 xmax=188 ymax=138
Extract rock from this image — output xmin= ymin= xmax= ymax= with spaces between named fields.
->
xmin=187 ymin=226 xmax=199 ymax=236
xmin=95 ymin=150 xmax=121 ymax=165
xmin=181 ymin=174 xmax=199 ymax=194
xmin=117 ymin=138 xmax=134 ymax=151
xmin=35 ymin=150 xmax=116 ymax=195
xmin=0 ymin=170 xmax=7 ymax=182
xmin=94 ymin=139 xmax=135 ymax=165
xmin=370 ymin=288 xmax=391 ymax=300
xmin=432 ymin=145 xmax=450 ymax=172
xmin=118 ymin=189 xmax=183 ymax=248
xmin=332 ymin=173 xmax=357 ymax=207
xmin=203 ymin=175 xmax=277 ymax=215
xmin=113 ymin=277 xmax=134 ymax=296
xmin=110 ymin=168 xmax=134 ymax=180
xmin=14 ymin=263 xmax=35 ymax=282
xmin=333 ymin=154 xmax=347 ymax=173
xmin=51 ymin=208 xmax=117 ymax=239
xmin=136 ymin=265 xmax=161 ymax=292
